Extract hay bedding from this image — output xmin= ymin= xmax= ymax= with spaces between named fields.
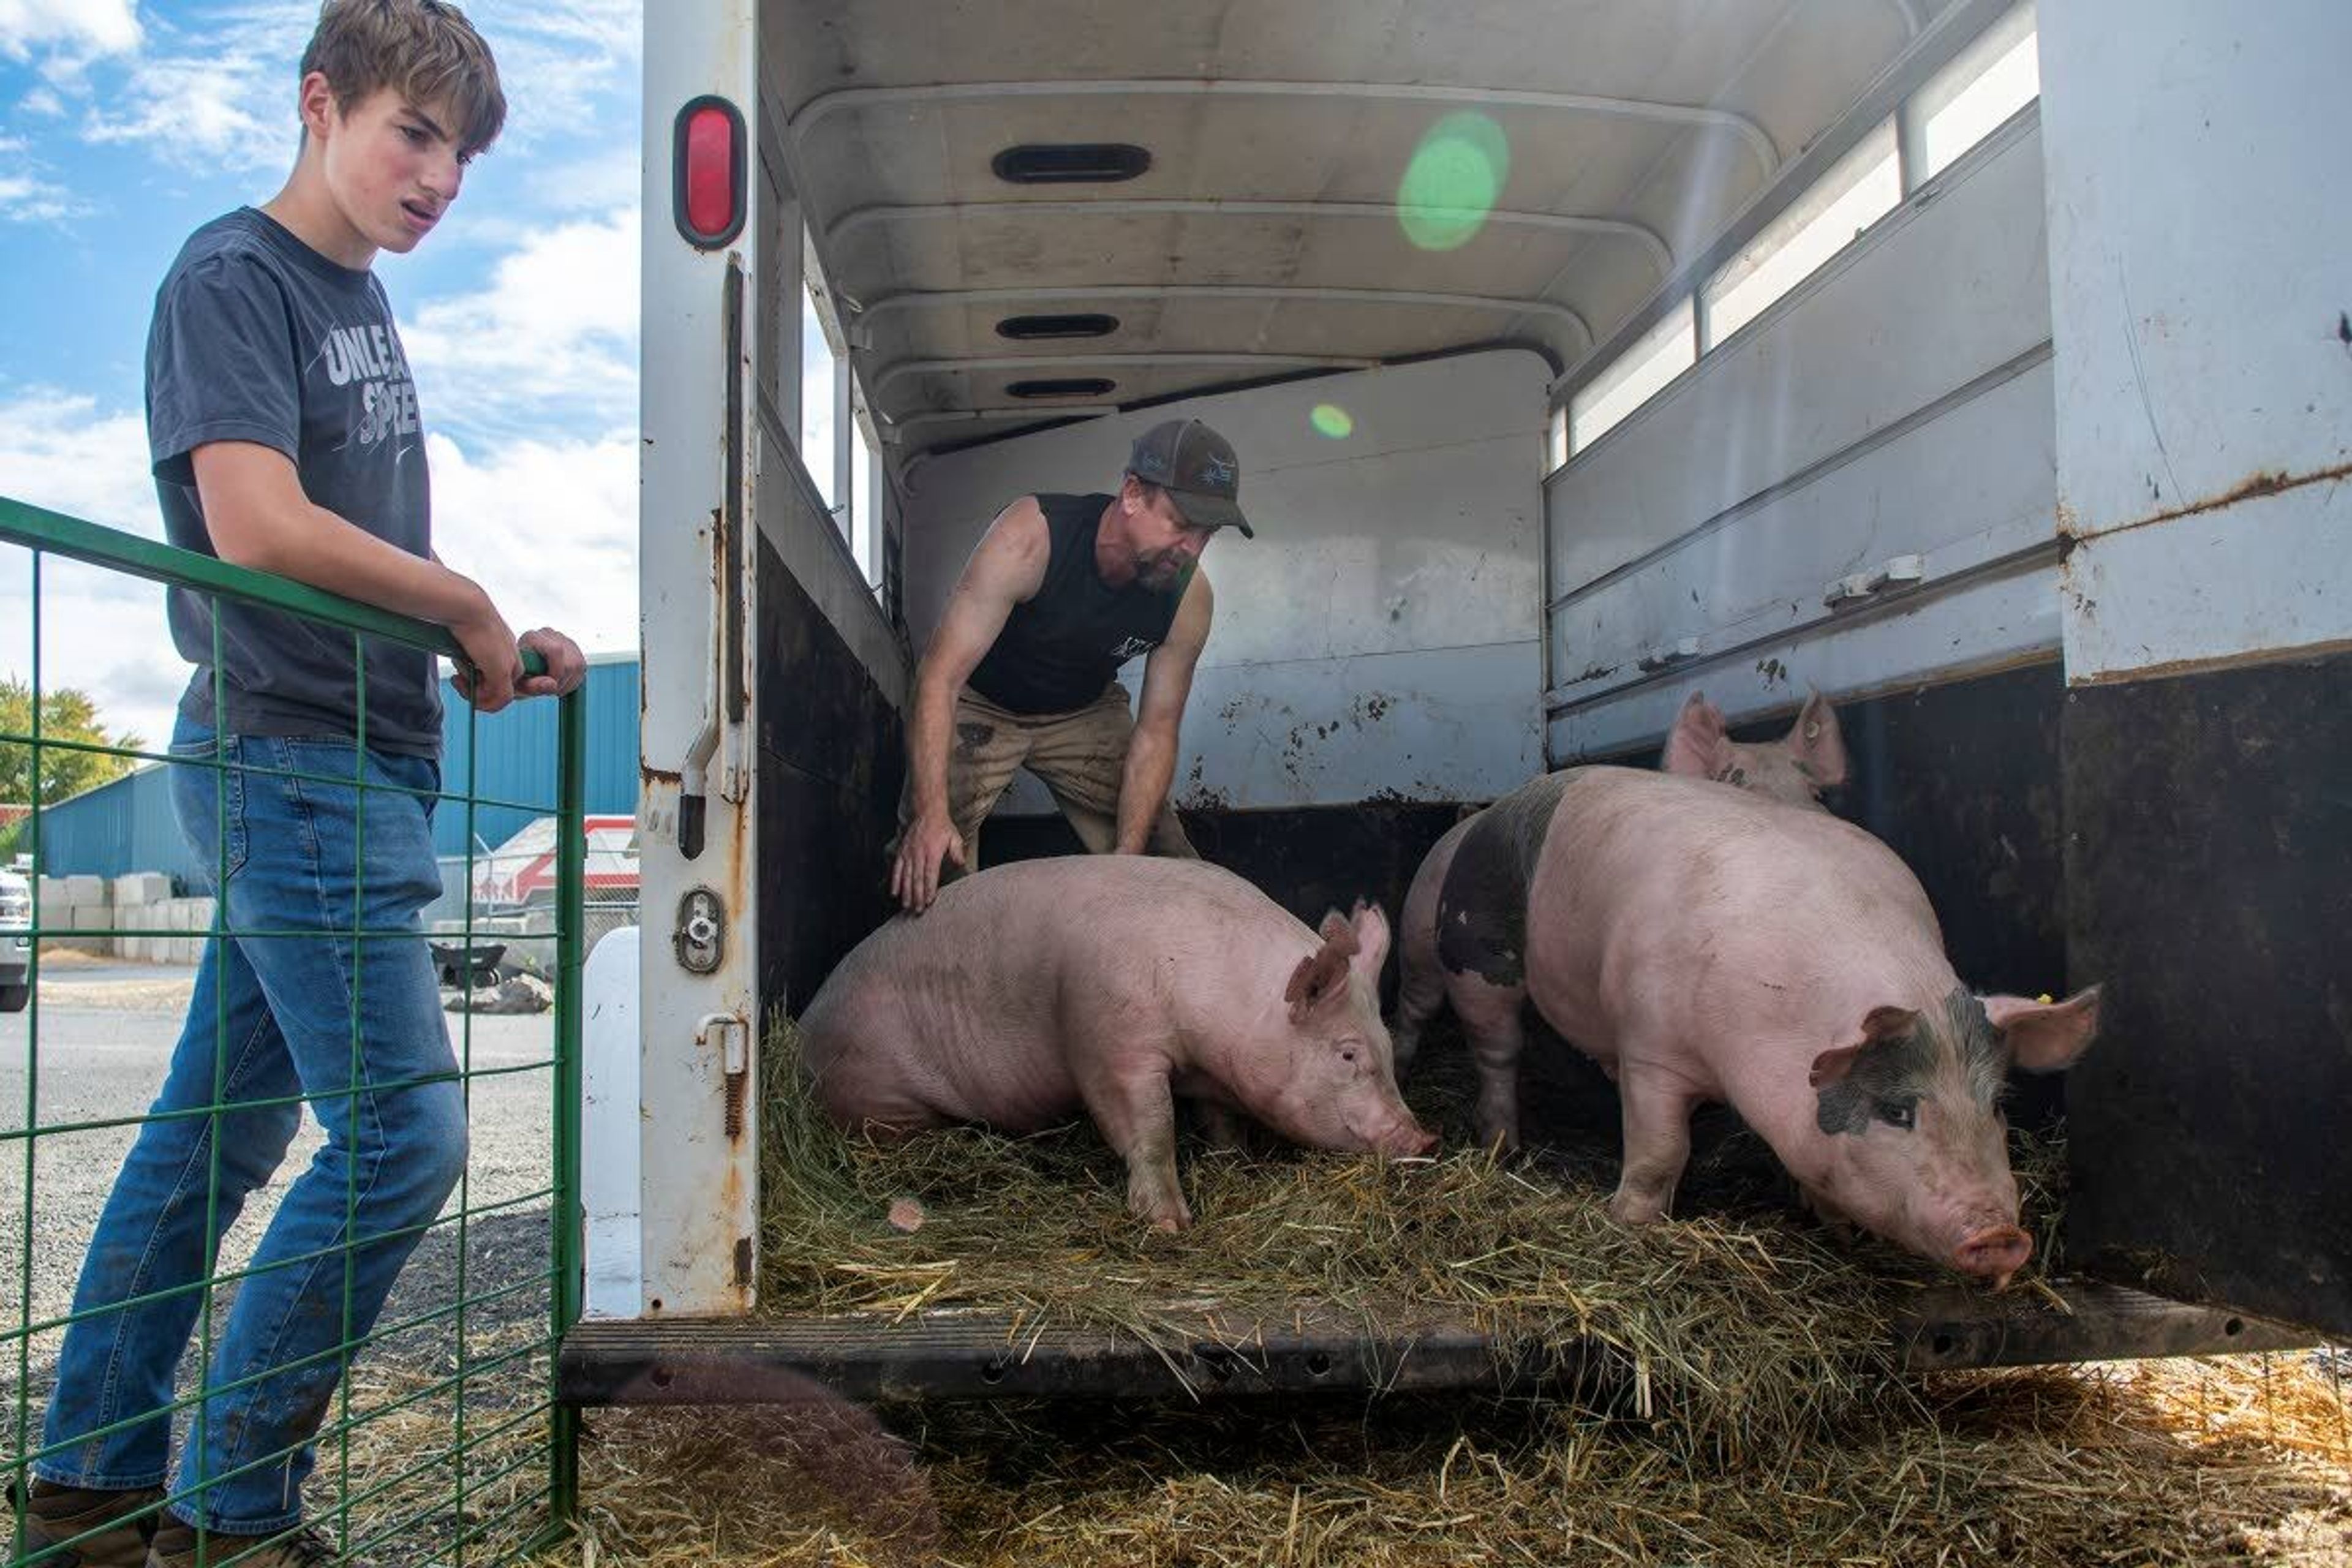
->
xmin=755 ymin=1017 xmax=2064 ymax=1447
xmin=543 ymin=1355 xmax=2352 ymax=1566
xmin=503 ymin=1019 xmax=2352 ymax=1567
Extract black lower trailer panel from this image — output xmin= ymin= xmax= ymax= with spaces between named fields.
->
xmin=557 ymin=1280 xmax=2312 ymax=1407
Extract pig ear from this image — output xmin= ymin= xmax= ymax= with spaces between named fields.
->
xmin=1808 ymin=1005 xmax=1918 ymax=1088
xmin=1286 ymin=913 xmax=1360 ymax=1023
xmin=1984 ymin=985 xmax=2101 ymax=1072
xmin=1346 ymin=899 xmax=1391 ymax=981
xmin=1783 ymin=689 xmax=1849 ymax=790
xmin=1662 ymin=692 xmax=1733 ymax=780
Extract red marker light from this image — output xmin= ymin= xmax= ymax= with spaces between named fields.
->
xmin=673 ymin=96 xmax=744 ymax=249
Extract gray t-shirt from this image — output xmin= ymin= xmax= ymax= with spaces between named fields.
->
xmin=149 ymin=206 xmax=442 ymax=757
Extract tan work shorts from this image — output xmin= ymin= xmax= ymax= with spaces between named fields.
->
xmin=899 ymin=682 xmax=1198 ymax=873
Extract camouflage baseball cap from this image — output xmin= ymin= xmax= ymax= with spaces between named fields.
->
xmin=1126 ymin=417 xmax=1254 ymax=538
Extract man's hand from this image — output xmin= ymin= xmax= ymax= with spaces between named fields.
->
xmin=891 ymin=813 xmax=967 ymax=914
xmin=517 ymin=628 xmax=588 ymax=698
xmin=448 ymin=593 xmax=521 ymax=712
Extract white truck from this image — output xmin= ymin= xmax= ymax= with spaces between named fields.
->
xmin=0 ymin=856 xmax=29 ymax=1012
xmin=568 ymin=0 xmax=2351 ymax=1403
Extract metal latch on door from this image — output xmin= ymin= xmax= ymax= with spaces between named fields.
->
xmin=699 ymin=1012 xmax=750 ymax=1140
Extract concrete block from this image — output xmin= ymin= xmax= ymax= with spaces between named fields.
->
xmin=60 ymin=876 xmax=106 ymax=906
xmin=114 ymin=872 xmax=173 ymax=906
xmin=67 ymin=903 xmax=111 ymax=951
xmin=165 ymin=899 xmax=195 ymax=932
xmin=121 ymin=935 xmax=150 ymax=963
xmin=188 ymin=897 xmax=216 ymax=932
xmin=37 ymin=892 xmax=72 ymax=934
xmin=174 ymin=937 xmax=204 ymax=966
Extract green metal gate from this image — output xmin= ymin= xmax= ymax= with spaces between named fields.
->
xmin=1 ymin=495 xmax=582 ymax=1565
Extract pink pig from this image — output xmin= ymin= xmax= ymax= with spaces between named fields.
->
xmin=797 ymin=856 xmax=1435 ymax=1231
xmin=1393 ymin=737 xmax=2096 ymax=1284
xmin=1395 ymin=689 xmax=1849 ymax=1073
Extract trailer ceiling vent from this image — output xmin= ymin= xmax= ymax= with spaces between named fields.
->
xmin=1006 ymin=377 xmax=1118 ymax=398
xmin=991 ymin=143 xmax=1151 ymax=184
xmin=995 ymin=313 xmax=1121 ymax=341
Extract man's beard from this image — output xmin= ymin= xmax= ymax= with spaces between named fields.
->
xmin=1136 ymin=550 xmax=1189 ymax=589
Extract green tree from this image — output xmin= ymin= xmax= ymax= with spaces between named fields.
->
xmin=0 ymin=675 xmax=145 ymax=810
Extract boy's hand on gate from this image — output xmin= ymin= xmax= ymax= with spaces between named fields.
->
xmin=517 ymin=628 xmax=587 ymax=698
xmin=450 ymin=592 xmax=521 ymax=712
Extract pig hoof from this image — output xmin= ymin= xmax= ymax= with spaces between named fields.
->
xmin=1607 ymin=1191 xmax=1668 ymax=1226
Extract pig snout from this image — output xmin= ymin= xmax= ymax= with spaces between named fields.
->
xmin=1382 ymin=1120 xmax=1439 ymax=1159
xmin=1953 ymin=1223 xmax=2033 ymax=1287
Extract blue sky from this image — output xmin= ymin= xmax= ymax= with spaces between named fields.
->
xmin=0 ymin=1 xmax=650 ymax=747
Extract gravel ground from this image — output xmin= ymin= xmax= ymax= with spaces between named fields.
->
xmin=0 ymin=959 xmax=562 ymax=1397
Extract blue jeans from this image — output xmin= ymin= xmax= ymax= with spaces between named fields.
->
xmin=36 ymin=717 xmax=467 ymax=1534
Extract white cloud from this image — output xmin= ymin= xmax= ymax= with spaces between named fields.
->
xmin=465 ymin=1 xmax=641 ymax=146
xmin=425 ymin=429 xmax=637 ymax=657
xmin=0 ymin=390 xmax=178 ymax=746
xmin=0 ymin=390 xmax=154 ymax=538
xmin=82 ymin=47 xmax=288 ymax=174
xmin=19 ymin=86 xmax=65 ymax=116
xmin=0 ymin=134 xmax=91 ymax=222
xmin=0 ymin=170 xmax=83 ymax=222
xmin=0 ymin=0 xmax=141 ymax=64
xmin=401 ymin=206 xmax=639 ymax=440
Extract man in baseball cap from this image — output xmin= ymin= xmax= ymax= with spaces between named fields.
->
xmin=890 ymin=417 xmax=1253 ymax=913
xmin=1125 ymin=417 xmax=1255 ymax=538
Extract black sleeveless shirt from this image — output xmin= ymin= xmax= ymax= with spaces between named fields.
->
xmin=965 ymin=492 xmax=1186 ymax=715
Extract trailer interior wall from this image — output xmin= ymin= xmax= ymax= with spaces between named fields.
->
xmin=750 ymin=58 xmax=910 ymax=1020
xmin=2038 ymin=0 xmax=2352 ymax=1338
xmin=895 ymin=350 xmax=1548 ymax=922
xmin=1542 ymin=108 xmax=2056 ymax=763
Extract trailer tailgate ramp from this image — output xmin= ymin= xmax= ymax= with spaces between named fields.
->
xmin=558 ymin=1283 xmax=2310 ymax=1407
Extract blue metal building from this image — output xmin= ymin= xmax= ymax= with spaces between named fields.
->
xmin=26 ymin=656 xmax=642 ymax=883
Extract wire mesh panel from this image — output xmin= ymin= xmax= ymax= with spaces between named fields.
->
xmin=1 ymin=496 xmax=581 ymax=1566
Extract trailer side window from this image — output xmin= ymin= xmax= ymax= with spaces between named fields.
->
xmin=1909 ymin=1 xmax=2039 ymax=183
xmin=1701 ymin=121 xmax=1901 ymax=350
xmin=851 ymin=401 xmax=881 ymax=587
xmin=794 ymin=221 xmax=887 ymax=590
xmin=799 ymin=286 xmax=839 ymax=514
xmin=1567 ymin=297 xmax=1695 ymax=456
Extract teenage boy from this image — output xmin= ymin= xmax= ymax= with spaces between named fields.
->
xmin=15 ymin=4 xmax=584 ymax=1564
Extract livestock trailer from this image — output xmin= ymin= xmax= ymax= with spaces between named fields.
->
xmin=562 ymin=0 xmax=2350 ymax=1404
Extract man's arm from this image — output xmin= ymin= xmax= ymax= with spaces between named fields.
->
xmin=194 ymin=440 xmax=537 ymax=710
xmin=891 ymin=498 xmax=1050 ymax=911
xmin=1116 ymin=568 xmax=1214 ymax=854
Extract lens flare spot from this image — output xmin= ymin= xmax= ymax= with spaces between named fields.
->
xmin=1398 ymin=112 xmax=1509 ymax=252
xmin=1310 ymin=404 xmax=1355 ymax=439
